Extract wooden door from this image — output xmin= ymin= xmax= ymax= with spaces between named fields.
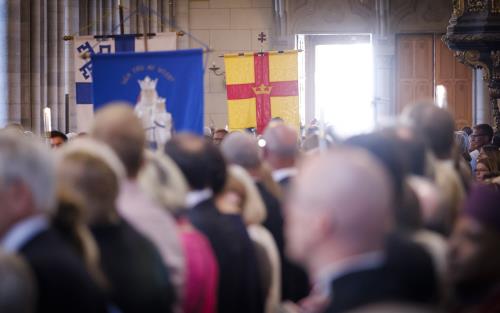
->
xmin=396 ymin=34 xmax=473 ymax=128
xmin=435 ymin=38 xmax=473 ymax=129
xmin=396 ymin=34 xmax=434 ymax=113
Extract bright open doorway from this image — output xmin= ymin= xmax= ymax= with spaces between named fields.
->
xmin=300 ymin=34 xmax=375 ymax=138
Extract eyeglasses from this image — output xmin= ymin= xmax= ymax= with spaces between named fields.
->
xmin=470 ymin=134 xmax=488 ymax=139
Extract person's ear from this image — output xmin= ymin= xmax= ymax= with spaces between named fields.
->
xmin=5 ymin=182 xmax=35 ymax=219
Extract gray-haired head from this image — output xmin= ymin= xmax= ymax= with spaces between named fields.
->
xmin=262 ymin=124 xmax=299 ymax=158
xmin=454 ymin=131 xmax=470 ymax=155
xmin=0 ymin=133 xmax=55 ymax=214
xmin=220 ymin=132 xmax=261 ymax=169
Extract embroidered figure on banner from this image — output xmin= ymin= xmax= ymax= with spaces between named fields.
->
xmin=134 ymin=76 xmax=173 ymax=149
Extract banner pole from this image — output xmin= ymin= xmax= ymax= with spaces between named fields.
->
xmin=119 ymin=2 xmax=125 ymax=35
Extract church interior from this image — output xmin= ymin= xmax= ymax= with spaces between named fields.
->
xmin=1 ymin=0 xmax=496 ymax=133
xmin=1 ymin=1 xmax=500 ymax=313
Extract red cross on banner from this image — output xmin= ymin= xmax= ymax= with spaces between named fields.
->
xmin=224 ymin=51 xmax=300 ymax=133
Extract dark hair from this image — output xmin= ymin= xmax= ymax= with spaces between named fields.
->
xmin=407 ymin=104 xmax=455 ymax=159
xmin=165 ymin=134 xmax=228 ymax=195
xmin=204 ymin=142 xmax=227 ymax=195
xmin=164 ymin=134 xmax=208 ymax=190
xmin=462 ymin=126 xmax=473 ymax=136
xmin=345 ymin=132 xmax=405 ymax=199
xmin=473 ymin=124 xmax=494 ymax=141
xmin=493 ymin=132 xmax=500 ymax=148
xmin=50 ymin=130 xmax=68 ymax=142
xmin=214 ymin=129 xmax=228 ymax=136
xmin=398 ymin=135 xmax=427 ymax=176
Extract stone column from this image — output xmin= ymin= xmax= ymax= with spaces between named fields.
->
xmin=473 ymin=68 xmax=491 ymax=125
xmin=30 ymin=0 xmax=43 ymax=133
xmin=7 ymin=0 xmax=21 ymax=125
xmin=176 ymin=0 xmax=189 ymax=49
xmin=66 ymin=0 xmax=79 ymax=132
xmin=0 ymin=1 xmax=7 ymax=126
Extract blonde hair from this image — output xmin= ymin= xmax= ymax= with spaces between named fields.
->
xmin=227 ymin=165 xmax=267 ymax=225
xmin=138 ymin=151 xmax=189 ymax=214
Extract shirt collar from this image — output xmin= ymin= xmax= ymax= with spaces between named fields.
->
xmin=186 ymin=188 xmax=213 ymax=209
xmin=1 ymin=215 xmax=49 ymax=253
xmin=272 ymin=167 xmax=298 ymax=183
xmin=313 ymin=251 xmax=385 ymax=297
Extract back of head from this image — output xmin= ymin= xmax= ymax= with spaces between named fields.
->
xmin=262 ymin=124 xmax=299 ymax=159
xmin=50 ymin=130 xmax=68 ymax=142
xmin=164 ymin=133 xmax=210 ymax=191
xmin=204 ymin=140 xmax=228 ymax=195
xmin=287 ymin=147 xmax=394 ymax=263
xmin=401 ymin=103 xmax=455 ymax=159
xmin=56 ymin=151 xmax=120 ymax=224
xmin=138 ymin=151 xmax=189 ymax=215
xmin=0 ymin=133 xmax=55 ymax=214
xmin=221 ymin=132 xmax=261 ymax=169
xmin=0 ymin=251 xmax=36 ymax=313
xmin=55 ymin=138 xmax=125 ymax=225
xmin=454 ymin=131 xmax=470 ymax=155
xmin=345 ymin=132 xmax=406 ymax=200
xmin=91 ymin=103 xmax=145 ymax=178
xmin=462 ymin=126 xmax=473 ymax=136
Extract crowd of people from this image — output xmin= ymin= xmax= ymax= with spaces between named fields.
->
xmin=1 ymin=101 xmax=500 ymax=313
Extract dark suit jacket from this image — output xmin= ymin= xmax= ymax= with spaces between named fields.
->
xmin=255 ymin=181 xmax=310 ymax=302
xmin=19 ymin=227 xmax=108 ymax=313
xmin=324 ymin=235 xmax=438 ymax=313
xmin=188 ymin=198 xmax=264 ymax=313
xmin=324 ymin=266 xmax=403 ymax=313
xmin=256 ymin=182 xmax=284 ymax=253
xmin=91 ymin=220 xmax=175 ymax=313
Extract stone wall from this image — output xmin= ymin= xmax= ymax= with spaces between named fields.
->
xmin=188 ymin=0 xmax=273 ymax=128
xmin=194 ymin=0 xmax=458 ymax=128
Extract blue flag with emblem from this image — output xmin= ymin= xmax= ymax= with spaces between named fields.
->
xmin=91 ymin=48 xmax=204 ymax=134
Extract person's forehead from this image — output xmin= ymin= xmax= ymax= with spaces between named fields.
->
xmin=473 ymin=129 xmax=488 ymax=135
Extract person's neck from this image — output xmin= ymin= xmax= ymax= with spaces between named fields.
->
xmin=245 ymin=167 xmax=262 ymax=181
xmin=88 ymin=205 xmax=120 ymax=225
xmin=309 ymin=240 xmax=383 ymax=280
xmin=266 ymin=157 xmax=295 ymax=171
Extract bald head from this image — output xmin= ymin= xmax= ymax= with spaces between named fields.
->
xmin=263 ymin=124 xmax=298 ymax=156
xmin=221 ymin=132 xmax=261 ymax=169
xmin=91 ymin=103 xmax=145 ymax=178
xmin=286 ymin=148 xmax=394 ymax=269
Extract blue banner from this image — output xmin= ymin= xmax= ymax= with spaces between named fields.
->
xmin=92 ymin=49 xmax=204 ymax=134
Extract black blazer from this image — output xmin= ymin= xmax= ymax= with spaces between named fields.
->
xmin=324 ymin=235 xmax=438 ymax=313
xmin=324 ymin=266 xmax=402 ymax=313
xmin=91 ymin=220 xmax=175 ymax=313
xmin=255 ymin=182 xmax=310 ymax=302
xmin=19 ymin=227 xmax=108 ymax=313
xmin=188 ymin=198 xmax=264 ymax=313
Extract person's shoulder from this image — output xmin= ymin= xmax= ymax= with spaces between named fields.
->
xmin=20 ymin=227 xmax=73 ymax=260
xmin=20 ymin=227 xmax=103 ymax=293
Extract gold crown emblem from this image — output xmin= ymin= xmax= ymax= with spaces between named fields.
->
xmin=252 ymin=84 xmax=273 ymax=95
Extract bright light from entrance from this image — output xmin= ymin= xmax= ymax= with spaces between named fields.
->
xmin=315 ymin=42 xmax=374 ymax=138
